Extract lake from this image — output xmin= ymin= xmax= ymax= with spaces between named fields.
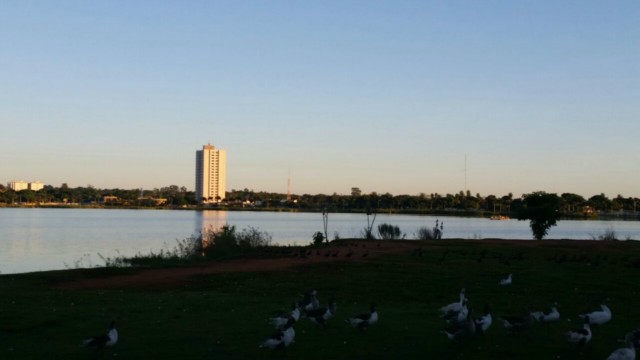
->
xmin=1 ymin=208 xmax=640 ymax=274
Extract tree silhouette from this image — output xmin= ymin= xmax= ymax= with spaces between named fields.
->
xmin=516 ymin=192 xmax=561 ymax=240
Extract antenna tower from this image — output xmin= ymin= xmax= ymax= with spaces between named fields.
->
xmin=286 ymin=171 xmax=291 ymax=202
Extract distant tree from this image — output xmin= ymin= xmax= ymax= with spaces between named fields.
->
xmin=516 ymin=192 xmax=561 ymax=240
xmin=351 ymin=187 xmax=362 ymax=197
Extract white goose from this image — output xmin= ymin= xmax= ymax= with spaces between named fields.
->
xmin=82 ymin=320 xmax=118 ymax=348
xmin=579 ymin=300 xmax=611 ymax=325
xmin=474 ymin=304 xmax=492 ymax=334
xmin=439 ymin=288 xmax=466 ymax=315
xmin=298 ymin=290 xmax=320 ymax=313
xmin=442 ymin=306 xmax=475 ymax=340
xmin=499 ymin=273 xmax=513 ymax=286
xmin=566 ymin=316 xmax=592 ymax=345
xmin=530 ymin=302 xmax=560 ymax=322
xmin=307 ymin=296 xmax=336 ymax=326
xmin=607 ymin=333 xmax=636 ymax=360
xmin=442 ymin=299 xmax=469 ymax=325
xmin=347 ymin=304 xmax=378 ymax=330
xmin=270 ymin=302 xmax=301 ymax=330
xmin=260 ymin=319 xmax=295 ymax=350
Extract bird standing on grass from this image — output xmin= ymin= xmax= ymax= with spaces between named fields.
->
xmin=298 ymin=290 xmax=320 ymax=313
xmin=566 ymin=316 xmax=592 ymax=345
xmin=442 ymin=306 xmax=475 ymax=340
xmin=474 ymin=304 xmax=492 ymax=334
xmin=260 ymin=318 xmax=295 ymax=350
xmin=82 ymin=320 xmax=118 ymax=348
xmin=347 ymin=304 xmax=378 ymax=331
xmin=607 ymin=332 xmax=636 ymax=360
xmin=499 ymin=273 xmax=513 ymax=286
xmin=307 ymin=296 xmax=337 ymax=326
xmin=439 ymin=288 xmax=466 ymax=315
xmin=270 ymin=302 xmax=300 ymax=330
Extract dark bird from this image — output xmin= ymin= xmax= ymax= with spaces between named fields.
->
xmin=82 ymin=320 xmax=118 ymax=348
xmin=346 ymin=304 xmax=378 ymax=331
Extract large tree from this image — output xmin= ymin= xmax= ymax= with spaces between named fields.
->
xmin=516 ymin=192 xmax=561 ymax=240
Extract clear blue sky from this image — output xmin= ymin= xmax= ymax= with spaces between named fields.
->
xmin=1 ymin=1 xmax=638 ymax=198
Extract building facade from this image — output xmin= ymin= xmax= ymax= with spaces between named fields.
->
xmin=8 ymin=181 xmax=29 ymax=191
xmin=7 ymin=181 xmax=45 ymax=191
xmin=195 ymin=144 xmax=226 ymax=203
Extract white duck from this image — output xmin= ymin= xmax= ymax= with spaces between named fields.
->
xmin=566 ymin=316 xmax=592 ymax=345
xmin=442 ymin=299 xmax=469 ymax=325
xmin=82 ymin=320 xmax=118 ymax=348
xmin=499 ymin=273 xmax=513 ymax=286
xmin=260 ymin=319 xmax=295 ymax=350
xmin=474 ymin=304 xmax=492 ymax=334
xmin=270 ymin=302 xmax=300 ymax=330
xmin=307 ymin=296 xmax=336 ymax=326
xmin=439 ymin=288 xmax=466 ymax=315
xmin=347 ymin=304 xmax=378 ymax=330
xmin=607 ymin=333 xmax=636 ymax=360
xmin=298 ymin=290 xmax=320 ymax=313
xmin=579 ymin=300 xmax=611 ymax=325
xmin=442 ymin=306 xmax=475 ymax=340
xmin=530 ymin=302 xmax=560 ymax=322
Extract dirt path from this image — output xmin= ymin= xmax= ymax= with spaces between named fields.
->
xmin=58 ymin=240 xmax=419 ymax=290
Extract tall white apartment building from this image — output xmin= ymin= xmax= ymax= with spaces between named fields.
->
xmin=195 ymin=144 xmax=226 ymax=203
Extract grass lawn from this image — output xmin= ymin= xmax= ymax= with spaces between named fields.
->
xmin=1 ymin=239 xmax=640 ymax=359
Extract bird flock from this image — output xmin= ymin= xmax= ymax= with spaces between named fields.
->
xmin=260 ymin=289 xmax=378 ymax=350
xmin=438 ymin=276 xmax=640 ymax=359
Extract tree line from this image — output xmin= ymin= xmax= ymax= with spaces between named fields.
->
xmin=0 ymin=184 xmax=638 ymax=218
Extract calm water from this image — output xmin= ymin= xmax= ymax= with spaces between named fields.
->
xmin=1 ymin=208 xmax=640 ymax=274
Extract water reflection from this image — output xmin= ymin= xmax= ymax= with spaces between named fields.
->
xmin=196 ymin=210 xmax=228 ymax=235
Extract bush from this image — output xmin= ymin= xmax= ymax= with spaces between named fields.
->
xmin=378 ymin=223 xmax=404 ymax=240
xmin=312 ymin=231 xmax=325 ymax=246
xmin=201 ymin=224 xmax=272 ymax=258
xmin=416 ymin=226 xmax=435 ymax=240
xmin=591 ymin=227 xmax=618 ymax=241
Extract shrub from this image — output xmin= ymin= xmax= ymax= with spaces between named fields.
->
xmin=312 ymin=231 xmax=325 ymax=246
xmin=591 ymin=227 xmax=618 ymax=241
xmin=416 ymin=226 xmax=435 ymax=240
xmin=378 ymin=223 xmax=404 ymax=240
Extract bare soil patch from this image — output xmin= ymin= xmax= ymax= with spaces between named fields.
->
xmin=58 ymin=240 xmax=418 ymax=290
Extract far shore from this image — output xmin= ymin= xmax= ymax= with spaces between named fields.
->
xmin=2 ymin=203 xmax=639 ymax=221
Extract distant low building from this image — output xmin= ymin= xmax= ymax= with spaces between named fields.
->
xmin=29 ymin=181 xmax=44 ymax=191
xmin=103 ymin=195 xmax=120 ymax=204
xmin=8 ymin=181 xmax=29 ymax=191
xmin=7 ymin=180 xmax=45 ymax=191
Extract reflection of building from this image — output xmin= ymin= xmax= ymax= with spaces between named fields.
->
xmin=195 ymin=144 xmax=226 ymax=203
xmin=197 ymin=210 xmax=229 ymax=235
xmin=8 ymin=181 xmax=44 ymax=191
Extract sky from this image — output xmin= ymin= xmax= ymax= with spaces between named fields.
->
xmin=1 ymin=1 xmax=639 ymax=198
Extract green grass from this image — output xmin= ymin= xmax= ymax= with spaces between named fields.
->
xmin=2 ymin=239 xmax=640 ymax=359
